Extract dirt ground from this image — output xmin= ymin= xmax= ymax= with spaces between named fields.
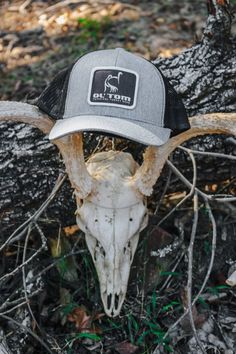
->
xmin=0 ymin=0 xmax=210 ymax=101
xmin=1 ymin=1 xmax=236 ymax=353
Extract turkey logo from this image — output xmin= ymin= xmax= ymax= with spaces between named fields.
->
xmin=88 ymin=67 xmax=138 ymax=109
xmin=104 ymin=72 xmax=123 ymax=93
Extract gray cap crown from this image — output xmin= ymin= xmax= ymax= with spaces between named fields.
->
xmin=37 ymin=48 xmax=189 ymax=145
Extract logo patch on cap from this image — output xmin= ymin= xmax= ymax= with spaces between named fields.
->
xmin=88 ymin=66 xmax=139 ymax=109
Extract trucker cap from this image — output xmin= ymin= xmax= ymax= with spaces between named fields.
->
xmin=37 ymin=48 xmax=190 ymax=146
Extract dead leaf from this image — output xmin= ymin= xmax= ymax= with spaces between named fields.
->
xmin=68 ymin=306 xmax=90 ymax=330
xmin=114 ymin=341 xmax=139 ymax=354
xmin=118 ymin=9 xmax=140 ymax=21
xmin=67 ymin=306 xmax=104 ymax=334
xmin=63 ymin=224 xmax=80 ymax=236
xmin=109 ymin=3 xmax=123 ymax=16
xmin=217 ymin=0 xmax=228 ymax=6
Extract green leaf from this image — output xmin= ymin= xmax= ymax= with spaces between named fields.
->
xmin=128 ymin=316 xmax=134 ymax=344
xmin=136 ymin=330 xmax=151 ymax=345
xmin=160 ymin=271 xmax=181 ymax=277
xmin=197 ymin=296 xmax=209 ymax=308
xmin=161 ymin=301 xmax=180 ymax=312
xmin=76 ymin=332 xmax=101 ymax=341
xmin=130 ymin=316 xmax=139 ymax=333
xmin=151 ymin=291 xmax=157 ymax=312
xmin=62 ymin=303 xmax=77 ymax=316
xmin=144 ymin=321 xmax=160 ymax=331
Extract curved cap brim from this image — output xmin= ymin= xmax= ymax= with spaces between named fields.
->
xmin=48 ymin=115 xmax=171 ymax=146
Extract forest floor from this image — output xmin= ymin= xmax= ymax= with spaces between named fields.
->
xmin=1 ymin=1 xmax=236 ymax=354
xmin=0 ymin=0 xmax=211 ymax=101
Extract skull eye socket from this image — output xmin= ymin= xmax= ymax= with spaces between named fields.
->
xmin=77 ymin=198 xmax=84 ymax=207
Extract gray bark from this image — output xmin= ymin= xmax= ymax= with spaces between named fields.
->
xmin=0 ymin=124 xmax=76 ymax=237
xmin=0 ymin=0 xmax=235 ymax=238
xmin=155 ymin=0 xmax=236 ymax=116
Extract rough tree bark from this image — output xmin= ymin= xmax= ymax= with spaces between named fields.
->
xmin=155 ymin=0 xmax=236 ymax=116
xmin=0 ymin=0 xmax=235 ymax=237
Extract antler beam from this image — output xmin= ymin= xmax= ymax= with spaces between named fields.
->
xmin=53 ymin=133 xmax=95 ymax=199
xmin=131 ymin=113 xmax=236 ymax=196
xmin=0 ymin=101 xmax=95 ymax=199
xmin=0 ymin=101 xmax=54 ymax=134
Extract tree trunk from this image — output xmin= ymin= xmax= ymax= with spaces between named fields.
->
xmin=156 ymin=0 xmax=236 ymax=116
xmin=0 ymin=0 xmax=235 ymax=238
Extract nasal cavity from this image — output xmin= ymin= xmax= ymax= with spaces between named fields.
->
xmin=115 ymin=293 xmax=120 ymax=311
xmin=107 ymin=294 xmax=112 ymax=310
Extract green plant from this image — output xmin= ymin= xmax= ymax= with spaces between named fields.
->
xmin=77 ymin=16 xmax=111 ymax=45
xmin=66 ymin=332 xmax=101 ymax=354
xmin=207 ymin=284 xmax=230 ymax=296
xmin=160 ymin=300 xmax=181 ymax=313
xmin=137 ymin=320 xmax=173 ymax=352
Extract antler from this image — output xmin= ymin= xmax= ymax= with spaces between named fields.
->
xmin=131 ymin=113 xmax=236 ymax=196
xmin=1 ymin=102 xmax=235 ymax=198
xmin=0 ymin=101 xmax=95 ymax=199
xmin=0 ymin=101 xmax=54 ymax=133
xmin=53 ymin=133 xmax=95 ymax=199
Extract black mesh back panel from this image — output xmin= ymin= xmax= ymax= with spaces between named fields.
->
xmin=37 ymin=64 xmax=74 ymax=120
xmin=153 ymin=63 xmax=190 ymax=137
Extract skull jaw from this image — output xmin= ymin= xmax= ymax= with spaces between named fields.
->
xmin=85 ymin=232 xmax=140 ymax=317
xmin=101 ymin=290 xmax=125 ymax=318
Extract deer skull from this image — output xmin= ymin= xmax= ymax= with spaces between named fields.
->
xmin=1 ymin=102 xmax=235 ymax=317
xmin=75 ymin=151 xmax=148 ymax=316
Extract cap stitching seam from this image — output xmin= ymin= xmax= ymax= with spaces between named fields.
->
xmin=114 ymin=48 xmax=120 ymax=66
xmin=147 ymin=62 xmax=165 ymax=126
xmin=64 ymin=114 xmax=156 ymax=126
xmin=64 ymin=55 xmax=87 ymax=114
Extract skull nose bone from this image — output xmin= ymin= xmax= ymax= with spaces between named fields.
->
xmin=104 ymin=292 xmax=123 ymax=317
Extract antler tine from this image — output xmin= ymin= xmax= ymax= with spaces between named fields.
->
xmin=131 ymin=113 xmax=236 ymax=196
xmin=53 ymin=133 xmax=95 ymax=199
xmin=0 ymin=100 xmax=95 ymax=198
xmin=0 ymin=101 xmax=54 ymax=134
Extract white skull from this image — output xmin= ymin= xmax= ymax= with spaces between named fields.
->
xmin=1 ymin=103 xmax=235 ymax=318
xmin=76 ymin=151 xmax=148 ymax=317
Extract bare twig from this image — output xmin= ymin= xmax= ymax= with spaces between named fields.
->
xmin=194 ymin=200 xmax=217 ymax=303
xmin=153 ymin=195 xmax=218 ymax=353
xmin=167 ymin=160 xmax=236 ymax=202
xmin=26 ymin=249 xmax=86 ymax=286
xmin=0 ymin=173 xmax=66 ymax=252
xmin=0 ymin=249 xmax=85 ymax=313
xmin=158 ymin=151 xmax=197 ymax=226
xmin=187 ymin=192 xmax=206 ymax=354
xmin=19 ymin=0 xmax=32 ymax=13
xmin=0 ymin=289 xmax=42 ymax=312
xmin=154 ymin=168 xmax=172 ymax=215
xmin=0 ymin=331 xmax=13 ymax=354
xmin=22 ymin=225 xmax=43 ymax=336
xmin=42 ymin=0 xmax=88 ymax=13
xmin=179 ymin=146 xmax=236 ymax=160
xmin=0 ymin=224 xmax=47 ymax=283
xmin=158 ymin=251 xmax=185 ymax=293
xmin=0 ymin=314 xmax=53 ymax=354
xmin=0 ymin=301 xmax=28 ymax=316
